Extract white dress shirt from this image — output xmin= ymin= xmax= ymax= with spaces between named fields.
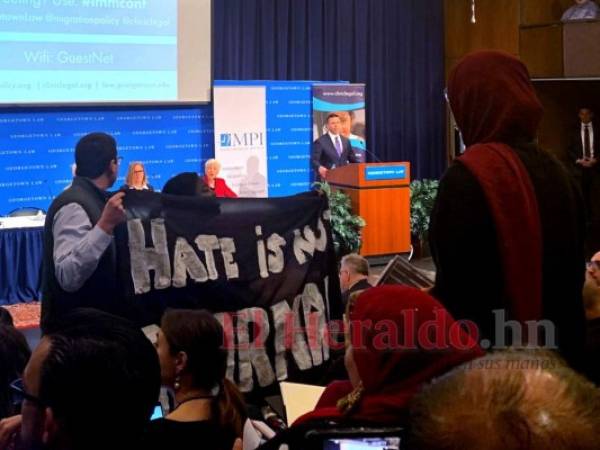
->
xmin=52 ymin=202 xmax=112 ymax=292
xmin=581 ymin=122 xmax=595 ymax=159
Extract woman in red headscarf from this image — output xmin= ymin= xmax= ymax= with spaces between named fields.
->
xmin=294 ymin=285 xmax=482 ymax=428
xmin=429 ymin=50 xmax=586 ymax=368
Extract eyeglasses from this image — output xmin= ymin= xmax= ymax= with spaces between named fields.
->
xmin=587 ymin=261 xmax=600 ymax=270
xmin=10 ymin=378 xmax=45 ymax=407
xmin=134 ymin=170 xmax=144 ymax=174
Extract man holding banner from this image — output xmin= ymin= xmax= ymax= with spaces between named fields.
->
xmin=41 ymin=132 xmax=126 ymax=330
xmin=312 ymin=113 xmax=359 ymax=180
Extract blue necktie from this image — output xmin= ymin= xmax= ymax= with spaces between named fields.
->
xmin=335 ymin=136 xmax=343 ymax=157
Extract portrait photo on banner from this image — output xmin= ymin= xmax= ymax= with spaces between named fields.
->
xmin=312 ymin=83 xmax=367 ymax=163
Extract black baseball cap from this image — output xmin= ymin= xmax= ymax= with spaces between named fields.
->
xmin=75 ymin=132 xmax=117 ymax=179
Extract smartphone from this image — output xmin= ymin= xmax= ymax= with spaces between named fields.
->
xmin=305 ymin=427 xmax=403 ymax=450
xmin=150 ymin=403 xmax=164 ymax=420
xmin=323 ymin=437 xmax=400 ymax=450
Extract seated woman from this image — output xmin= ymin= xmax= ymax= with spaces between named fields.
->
xmin=203 ymin=159 xmax=238 ymax=198
xmin=122 ymin=161 xmax=154 ymax=191
xmin=297 ymin=285 xmax=482 ymax=429
xmin=143 ymin=309 xmax=247 ymax=450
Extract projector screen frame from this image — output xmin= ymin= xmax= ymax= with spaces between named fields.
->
xmin=0 ymin=0 xmax=213 ymax=108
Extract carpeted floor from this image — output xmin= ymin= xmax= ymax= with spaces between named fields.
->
xmin=4 ymin=302 xmax=40 ymax=330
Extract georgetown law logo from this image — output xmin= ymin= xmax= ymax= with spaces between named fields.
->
xmin=220 ymin=132 xmax=264 ymax=148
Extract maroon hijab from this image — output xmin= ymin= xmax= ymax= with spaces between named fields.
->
xmin=294 ymin=286 xmax=483 ymax=426
xmin=447 ymin=50 xmax=543 ymax=326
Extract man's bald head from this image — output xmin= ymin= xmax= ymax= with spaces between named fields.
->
xmin=409 ymin=350 xmax=600 ymax=450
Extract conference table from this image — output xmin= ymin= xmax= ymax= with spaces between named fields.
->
xmin=0 ymin=216 xmax=45 ymax=305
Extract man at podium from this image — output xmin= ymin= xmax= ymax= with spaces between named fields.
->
xmin=312 ymin=112 xmax=359 ymax=180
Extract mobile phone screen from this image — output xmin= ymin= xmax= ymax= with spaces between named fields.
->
xmin=150 ymin=404 xmax=164 ymax=420
xmin=323 ymin=437 xmax=401 ymax=450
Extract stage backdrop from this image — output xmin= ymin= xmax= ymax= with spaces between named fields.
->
xmin=312 ymin=84 xmax=367 ymax=162
xmin=213 ymin=85 xmax=268 ymax=197
xmin=214 ymin=80 xmax=346 ymax=198
xmin=213 ymin=0 xmax=446 ymax=180
xmin=118 ymin=190 xmax=343 ymax=393
xmin=0 ymin=106 xmax=214 ymax=215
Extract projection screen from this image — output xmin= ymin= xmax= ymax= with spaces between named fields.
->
xmin=0 ymin=0 xmax=212 ymax=105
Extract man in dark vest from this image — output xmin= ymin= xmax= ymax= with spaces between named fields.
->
xmin=41 ymin=132 xmax=126 ymax=331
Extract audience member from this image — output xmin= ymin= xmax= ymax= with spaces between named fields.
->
xmin=583 ymin=251 xmax=600 ymax=317
xmin=143 ymin=309 xmax=247 ymax=450
xmin=338 ymin=254 xmax=372 ymax=307
xmin=583 ymin=251 xmax=600 ymax=384
xmin=17 ymin=308 xmax=160 ymax=450
xmin=409 ymin=350 xmax=600 ymax=449
xmin=122 ymin=161 xmax=154 ymax=191
xmin=0 ymin=326 xmax=30 ymax=420
xmin=203 ymin=159 xmax=238 ymax=198
xmin=162 ymin=172 xmax=214 ymax=197
xmin=430 ymin=50 xmax=586 ymax=368
xmin=561 ymin=0 xmax=600 ymax=21
xmin=294 ymin=285 xmax=482 ymax=428
xmin=0 ymin=308 xmax=14 ymax=328
xmin=41 ymin=132 xmax=127 ymax=331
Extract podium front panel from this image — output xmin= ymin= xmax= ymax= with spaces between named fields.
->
xmin=330 ymin=162 xmax=411 ymax=256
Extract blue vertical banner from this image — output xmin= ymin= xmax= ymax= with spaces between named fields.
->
xmin=312 ymin=84 xmax=367 ymax=162
xmin=0 ymin=106 xmax=214 ymax=215
xmin=264 ymin=81 xmax=315 ymax=196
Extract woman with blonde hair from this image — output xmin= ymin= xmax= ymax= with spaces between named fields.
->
xmin=122 ymin=161 xmax=153 ymax=191
xmin=202 ymin=159 xmax=237 ymax=198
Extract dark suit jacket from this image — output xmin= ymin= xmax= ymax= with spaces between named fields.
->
xmin=120 ymin=184 xmax=154 ymax=191
xmin=311 ymin=133 xmax=358 ymax=172
xmin=568 ymin=122 xmax=600 ymax=169
xmin=341 ymin=278 xmax=373 ymax=307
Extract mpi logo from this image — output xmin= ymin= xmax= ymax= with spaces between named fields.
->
xmin=220 ymin=132 xmax=264 ymax=148
xmin=220 ymin=133 xmax=232 ymax=147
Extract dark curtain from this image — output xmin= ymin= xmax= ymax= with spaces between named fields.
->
xmin=214 ymin=0 xmax=446 ymax=180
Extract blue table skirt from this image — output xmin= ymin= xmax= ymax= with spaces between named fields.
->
xmin=0 ymin=227 xmax=43 ymax=305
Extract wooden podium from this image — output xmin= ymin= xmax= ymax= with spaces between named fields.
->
xmin=327 ymin=162 xmax=411 ymax=257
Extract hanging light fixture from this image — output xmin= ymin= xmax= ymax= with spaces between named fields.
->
xmin=471 ymin=0 xmax=477 ymax=23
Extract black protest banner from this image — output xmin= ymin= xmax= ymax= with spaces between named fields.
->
xmin=116 ymin=190 xmax=343 ymax=393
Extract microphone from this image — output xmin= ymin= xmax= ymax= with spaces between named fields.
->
xmin=362 ymin=147 xmax=383 ymax=163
